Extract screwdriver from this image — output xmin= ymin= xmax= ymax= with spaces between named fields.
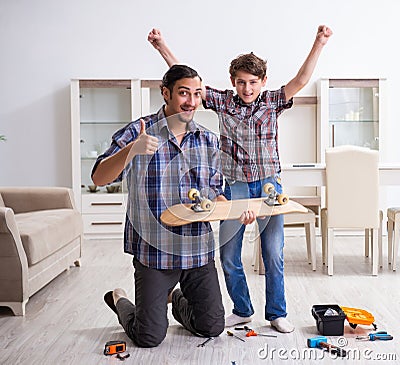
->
xmin=257 ymin=333 xmax=278 ymax=338
xmin=227 ymin=330 xmax=245 ymax=342
xmin=356 ymin=331 xmax=393 ymax=341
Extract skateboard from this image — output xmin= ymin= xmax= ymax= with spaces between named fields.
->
xmin=160 ymin=184 xmax=308 ymax=227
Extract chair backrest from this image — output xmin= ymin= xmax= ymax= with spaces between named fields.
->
xmin=325 ymin=145 xmax=379 ymax=229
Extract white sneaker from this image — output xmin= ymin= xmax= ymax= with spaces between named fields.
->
xmin=270 ymin=317 xmax=295 ymax=333
xmin=225 ymin=313 xmax=252 ymax=327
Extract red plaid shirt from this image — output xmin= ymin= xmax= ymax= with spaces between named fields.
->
xmin=204 ymin=86 xmax=293 ymax=182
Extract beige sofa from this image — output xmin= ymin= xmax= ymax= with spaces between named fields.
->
xmin=0 ymin=187 xmax=83 ymax=315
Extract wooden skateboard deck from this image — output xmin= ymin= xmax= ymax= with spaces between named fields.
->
xmin=160 ymin=198 xmax=308 ymax=227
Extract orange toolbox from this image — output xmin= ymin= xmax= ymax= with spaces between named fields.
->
xmin=340 ymin=306 xmax=377 ymax=330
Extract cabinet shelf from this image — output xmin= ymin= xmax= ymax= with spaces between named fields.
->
xmin=138 ymin=79 xmax=318 ymax=106
xmin=293 ymin=96 xmax=317 ymax=105
xmin=80 ymin=121 xmax=127 ymax=125
xmin=81 ymin=191 xmax=124 ymax=195
xmin=329 ymin=120 xmax=378 ymax=123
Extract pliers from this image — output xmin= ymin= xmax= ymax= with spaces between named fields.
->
xmin=356 ymin=331 xmax=393 ymax=341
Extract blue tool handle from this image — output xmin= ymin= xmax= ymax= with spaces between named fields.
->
xmin=370 ymin=334 xmax=393 ymax=341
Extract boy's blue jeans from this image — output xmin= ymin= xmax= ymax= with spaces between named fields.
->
xmin=219 ymin=177 xmax=287 ymax=321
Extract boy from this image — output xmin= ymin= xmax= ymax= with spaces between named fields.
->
xmin=148 ymin=26 xmax=332 ymax=333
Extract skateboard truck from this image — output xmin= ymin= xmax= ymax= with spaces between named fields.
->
xmin=188 ymin=188 xmax=213 ymax=212
xmin=263 ymin=183 xmax=289 ymax=206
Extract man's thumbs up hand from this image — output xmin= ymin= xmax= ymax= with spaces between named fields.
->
xmin=139 ymin=118 xmax=147 ymax=135
xmin=131 ymin=119 xmax=159 ymax=156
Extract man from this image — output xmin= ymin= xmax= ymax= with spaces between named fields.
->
xmin=92 ymin=64 xmax=255 ymax=347
xmin=148 ymin=26 xmax=332 ymax=333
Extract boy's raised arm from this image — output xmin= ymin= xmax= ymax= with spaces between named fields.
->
xmin=148 ymin=28 xmax=180 ymax=67
xmin=284 ymin=25 xmax=333 ymax=101
xmin=148 ymin=28 xmax=207 ymax=100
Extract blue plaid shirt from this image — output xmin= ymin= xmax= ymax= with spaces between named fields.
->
xmin=92 ymin=107 xmax=223 ymax=269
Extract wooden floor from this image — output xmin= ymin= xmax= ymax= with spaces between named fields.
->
xmin=1 ymin=231 xmax=399 ymax=365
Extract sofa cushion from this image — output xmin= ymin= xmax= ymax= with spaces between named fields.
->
xmin=0 ymin=193 xmax=4 ymax=207
xmin=15 ymin=209 xmax=82 ymax=266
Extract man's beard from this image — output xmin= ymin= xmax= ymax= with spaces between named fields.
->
xmin=176 ymin=110 xmax=195 ymax=124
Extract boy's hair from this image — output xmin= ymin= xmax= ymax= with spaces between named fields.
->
xmin=229 ymin=52 xmax=267 ymax=79
xmin=161 ymin=64 xmax=202 ymax=94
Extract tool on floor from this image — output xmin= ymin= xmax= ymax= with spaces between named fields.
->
xmin=340 ymin=306 xmax=377 ymax=330
xmin=103 ymin=340 xmax=126 ymax=355
xmin=307 ymin=336 xmax=347 ymax=357
xmin=234 ymin=325 xmax=277 ymax=338
xmin=197 ymin=337 xmax=214 ymax=347
xmin=257 ymin=333 xmax=278 ymax=338
xmin=115 ymin=352 xmax=130 ymax=361
xmin=356 ymin=331 xmax=393 ymax=341
xmin=227 ymin=330 xmax=245 ymax=342
xmin=246 ymin=329 xmax=257 ymax=337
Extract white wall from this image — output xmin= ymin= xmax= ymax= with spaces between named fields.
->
xmin=1 ymin=0 xmax=399 ymax=190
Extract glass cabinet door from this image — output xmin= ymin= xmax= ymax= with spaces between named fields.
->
xmin=328 ymin=79 xmax=379 ymax=150
xmin=79 ymin=83 xmax=131 ymax=191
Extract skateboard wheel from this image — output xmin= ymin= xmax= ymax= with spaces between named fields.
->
xmin=277 ymin=193 xmax=289 ymax=205
xmin=200 ymin=199 xmax=212 ymax=211
xmin=188 ymin=188 xmax=200 ymax=201
xmin=263 ymin=183 xmax=275 ymax=194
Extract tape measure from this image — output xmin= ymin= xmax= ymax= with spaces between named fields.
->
xmin=103 ymin=340 xmax=126 ymax=355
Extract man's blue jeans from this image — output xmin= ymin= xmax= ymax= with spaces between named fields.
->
xmin=219 ymin=177 xmax=287 ymax=321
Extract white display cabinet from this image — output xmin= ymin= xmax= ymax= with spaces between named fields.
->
xmin=71 ymin=79 xmax=324 ymax=238
xmin=70 ymin=79 xmax=163 ymax=239
xmin=317 ymin=78 xmax=387 ymax=163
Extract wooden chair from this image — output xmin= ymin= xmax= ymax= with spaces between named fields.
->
xmin=321 ymin=146 xmax=382 ymax=276
xmin=253 ymin=206 xmax=316 ymax=274
xmin=387 ymin=207 xmax=400 ymax=271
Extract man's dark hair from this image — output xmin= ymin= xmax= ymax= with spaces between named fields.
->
xmin=161 ymin=64 xmax=202 ymax=94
